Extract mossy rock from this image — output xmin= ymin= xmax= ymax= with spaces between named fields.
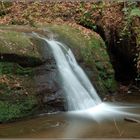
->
xmin=0 ymin=97 xmax=37 ymax=123
xmin=0 ymin=24 xmax=117 ymax=121
xmin=46 ymin=24 xmax=117 ymax=96
xmin=0 ymin=28 xmax=45 ymax=67
xmin=0 ymin=62 xmax=38 ymax=122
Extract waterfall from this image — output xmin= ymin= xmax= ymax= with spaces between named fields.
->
xmin=35 ymin=33 xmax=101 ymax=110
xmin=46 ymin=39 xmax=102 ymax=110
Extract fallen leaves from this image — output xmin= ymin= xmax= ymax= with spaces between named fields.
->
xmin=0 ymin=1 xmax=99 ymax=25
xmin=0 ymin=74 xmax=29 ymax=96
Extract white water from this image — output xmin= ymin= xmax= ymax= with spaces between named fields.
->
xmin=38 ymin=36 xmax=101 ymax=110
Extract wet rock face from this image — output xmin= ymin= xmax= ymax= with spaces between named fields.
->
xmin=35 ymin=42 xmax=65 ymax=112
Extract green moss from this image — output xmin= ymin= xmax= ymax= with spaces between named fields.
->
xmin=81 ymin=37 xmax=116 ymax=93
xmin=0 ymin=29 xmax=44 ymax=66
xmin=0 ymin=96 xmax=37 ymax=122
xmin=0 ymin=27 xmax=46 ymax=122
xmin=0 ymin=30 xmax=38 ymax=57
xmin=0 ymin=61 xmax=38 ymax=122
xmin=0 ymin=62 xmax=34 ymax=76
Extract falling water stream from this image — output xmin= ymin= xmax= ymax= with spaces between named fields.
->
xmin=0 ymin=32 xmax=139 ymax=138
xmin=42 ymin=37 xmax=101 ymax=110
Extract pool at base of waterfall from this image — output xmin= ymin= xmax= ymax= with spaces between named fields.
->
xmin=0 ymin=101 xmax=139 ymax=138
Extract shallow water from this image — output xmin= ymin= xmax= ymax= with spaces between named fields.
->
xmin=0 ymin=101 xmax=140 ymax=138
xmin=0 ymin=113 xmax=139 ymax=138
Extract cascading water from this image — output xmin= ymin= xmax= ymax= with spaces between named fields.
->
xmin=46 ymin=39 xmax=102 ymax=110
xmin=35 ymin=33 xmax=101 ymax=110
